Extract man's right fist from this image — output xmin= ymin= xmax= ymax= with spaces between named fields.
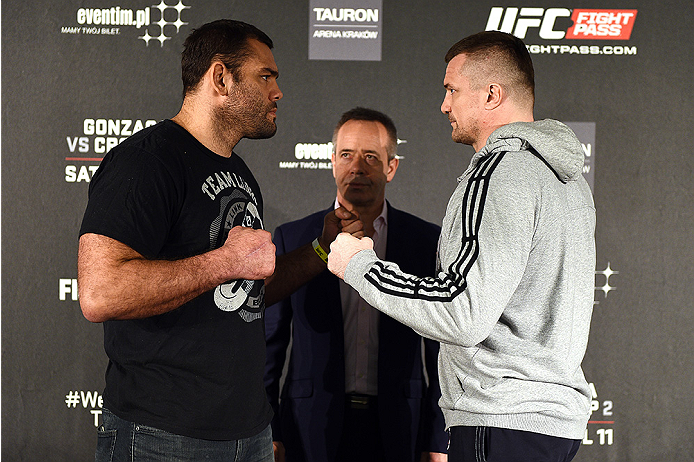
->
xmin=328 ymin=233 xmax=374 ymax=280
xmin=222 ymin=226 xmax=276 ymax=280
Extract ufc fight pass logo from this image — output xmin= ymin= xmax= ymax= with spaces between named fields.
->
xmin=486 ymin=7 xmax=637 ymax=40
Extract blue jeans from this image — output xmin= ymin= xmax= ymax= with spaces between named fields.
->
xmin=96 ymin=408 xmax=273 ymax=462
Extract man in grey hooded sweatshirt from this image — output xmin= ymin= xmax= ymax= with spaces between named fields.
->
xmin=327 ymin=31 xmax=595 ymax=462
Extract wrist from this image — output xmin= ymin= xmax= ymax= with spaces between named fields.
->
xmin=312 ymin=237 xmax=329 ymax=264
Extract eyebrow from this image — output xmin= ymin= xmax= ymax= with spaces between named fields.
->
xmin=339 ymin=148 xmax=381 ymax=155
xmin=261 ymin=67 xmax=280 ymax=79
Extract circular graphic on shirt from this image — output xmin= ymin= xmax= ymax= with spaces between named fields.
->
xmin=209 ymin=191 xmax=263 ymax=248
xmin=209 ymin=191 xmax=265 ymax=322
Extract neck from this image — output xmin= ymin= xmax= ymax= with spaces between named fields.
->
xmin=172 ymin=99 xmax=241 ymax=158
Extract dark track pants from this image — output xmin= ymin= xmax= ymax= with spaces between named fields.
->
xmin=448 ymin=426 xmax=581 ymax=462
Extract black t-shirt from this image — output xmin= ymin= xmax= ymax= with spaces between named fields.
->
xmin=80 ymin=120 xmax=273 ymax=440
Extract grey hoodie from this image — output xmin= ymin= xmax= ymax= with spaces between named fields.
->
xmin=343 ymin=119 xmax=596 ymax=439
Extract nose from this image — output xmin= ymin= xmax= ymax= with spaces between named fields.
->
xmin=441 ymin=93 xmax=450 ymax=114
xmin=271 ymin=82 xmax=283 ymax=101
xmin=349 ymin=155 xmax=367 ymax=174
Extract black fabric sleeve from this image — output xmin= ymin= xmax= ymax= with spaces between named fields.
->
xmin=79 ymin=146 xmax=180 ymax=259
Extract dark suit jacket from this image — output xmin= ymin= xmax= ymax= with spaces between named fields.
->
xmin=264 ymin=203 xmax=447 ymax=462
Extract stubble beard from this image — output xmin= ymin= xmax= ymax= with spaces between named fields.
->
xmin=215 ymin=86 xmax=277 ymax=141
xmin=451 ymin=117 xmax=479 ymax=147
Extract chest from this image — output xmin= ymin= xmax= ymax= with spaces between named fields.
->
xmin=164 ymin=165 xmax=264 ymax=257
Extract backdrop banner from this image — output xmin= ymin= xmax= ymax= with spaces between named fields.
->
xmin=2 ymin=1 xmax=693 ymax=460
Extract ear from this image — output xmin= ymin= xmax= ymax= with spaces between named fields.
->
xmin=385 ymin=157 xmax=399 ymax=182
xmin=208 ymin=61 xmax=231 ymax=97
xmin=485 ymin=83 xmax=503 ymax=110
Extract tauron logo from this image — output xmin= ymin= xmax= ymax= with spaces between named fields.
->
xmin=312 ymin=7 xmax=379 ymax=22
xmin=486 ymin=7 xmax=637 ymax=40
xmin=309 ymin=0 xmax=383 ymax=61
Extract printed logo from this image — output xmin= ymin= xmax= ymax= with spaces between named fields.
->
xmin=64 ymin=390 xmax=103 ymax=427
xmin=486 ymin=7 xmax=574 ymax=40
xmin=278 ymin=139 xmax=407 ymax=170
xmin=485 ymin=7 xmax=638 ymax=56
xmin=594 ymin=262 xmax=618 ymax=305
xmin=565 ymin=122 xmax=595 ymax=191
xmin=280 ymin=142 xmax=334 ymax=170
xmin=584 ymin=382 xmax=615 ymax=446
xmin=208 ymin=185 xmax=265 ymax=322
xmin=309 ymin=0 xmax=383 ymax=61
xmin=59 ymin=279 xmax=79 ymax=301
xmin=566 ymin=10 xmax=637 ymax=40
xmin=64 ymin=118 xmax=157 ymax=183
xmin=61 ymin=1 xmax=191 ymax=46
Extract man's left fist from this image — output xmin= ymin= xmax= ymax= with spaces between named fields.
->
xmin=328 ymin=233 xmax=374 ymax=279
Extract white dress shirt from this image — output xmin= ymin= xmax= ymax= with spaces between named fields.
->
xmin=337 ymin=199 xmax=388 ymax=395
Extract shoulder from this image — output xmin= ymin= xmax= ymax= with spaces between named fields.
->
xmin=469 ymin=151 xmax=546 ymax=205
xmin=472 ymin=152 xmax=547 ymax=222
xmin=487 ymin=149 xmax=554 ymax=184
xmin=113 ymin=120 xmax=174 ymax=151
xmin=100 ymin=121 xmax=181 ymax=173
xmin=112 ymin=120 xmax=206 ymax=161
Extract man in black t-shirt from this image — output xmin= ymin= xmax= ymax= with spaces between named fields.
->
xmin=78 ymin=20 xmax=361 ymax=462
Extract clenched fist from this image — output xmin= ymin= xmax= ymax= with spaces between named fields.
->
xmin=221 ymin=226 xmax=276 ymax=281
xmin=320 ymin=206 xmax=364 ymax=248
xmin=327 ymin=233 xmax=373 ymax=279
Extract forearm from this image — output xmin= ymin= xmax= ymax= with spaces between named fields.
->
xmin=343 ymin=249 xmax=505 ymax=346
xmin=79 ymin=239 xmax=230 ymax=322
xmin=265 ymin=205 xmax=364 ymax=306
xmin=264 ymin=240 xmax=326 ymax=307
xmin=78 ymin=229 xmax=274 ymax=322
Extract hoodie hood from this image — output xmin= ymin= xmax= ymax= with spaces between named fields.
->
xmin=472 ymin=119 xmax=585 ymax=182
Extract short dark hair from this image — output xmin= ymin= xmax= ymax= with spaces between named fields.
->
xmin=180 ymin=19 xmax=273 ymax=97
xmin=445 ymin=31 xmax=534 ymax=107
xmin=332 ymin=107 xmax=398 ymax=160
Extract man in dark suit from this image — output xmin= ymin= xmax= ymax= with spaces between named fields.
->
xmin=264 ymin=107 xmax=448 ymax=462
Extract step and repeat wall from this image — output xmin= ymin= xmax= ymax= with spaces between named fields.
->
xmin=2 ymin=0 xmax=693 ymax=460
